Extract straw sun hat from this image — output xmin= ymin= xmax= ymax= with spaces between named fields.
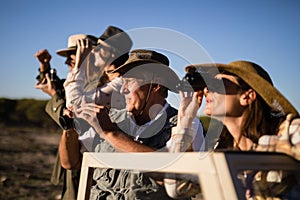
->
xmin=186 ymin=60 xmax=299 ymax=117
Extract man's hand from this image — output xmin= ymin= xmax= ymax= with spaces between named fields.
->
xmin=74 ymin=39 xmax=93 ymax=70
xmin=34 ymin=49 xmax=52 ymax=72
xmin=35 ymin=74 xmax=56 ymax=96
xmin=74 ymin=100 xmax=119 ymax=133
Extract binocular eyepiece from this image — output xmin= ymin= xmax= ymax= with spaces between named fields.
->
xmin=176 ymin=71 xmax=207 ymax=92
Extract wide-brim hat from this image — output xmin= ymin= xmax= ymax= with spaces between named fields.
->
xmin=97 ymin=26 xmax=133 ymax=56
xmin=186 ymin=61 xmax=299 ymax=117
xmin=56 ymin=34 xmax=98 ymax=57
xmin=112 ymin=49 xmax=180 ymax=93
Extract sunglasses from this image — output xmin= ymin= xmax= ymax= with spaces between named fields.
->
xmin=207 ymin=78 xmax=242 ymax=94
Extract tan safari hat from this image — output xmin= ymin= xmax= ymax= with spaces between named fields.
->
xmin=112 ymin=49 xmax=180 ymax=93
xmin=56 ymin=34 xmax=98 ymax=57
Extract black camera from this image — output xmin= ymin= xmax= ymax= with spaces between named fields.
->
xmin=176 ymin=71 xmax=207 ymax=92
xmin=59 ymin=115 xmax=81 ymax=133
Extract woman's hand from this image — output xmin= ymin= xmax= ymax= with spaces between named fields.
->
xmin=74 ymin=38 xmax=94 ymax=70
xmin=177 ymin=91 xmax=203 ymax=128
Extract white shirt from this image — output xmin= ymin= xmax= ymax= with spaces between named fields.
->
xmin=166 ymin=118 xmax=205 ymax=152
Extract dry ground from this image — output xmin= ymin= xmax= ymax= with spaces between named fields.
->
xmin=0 ymin=126 xmax=63 ymax=200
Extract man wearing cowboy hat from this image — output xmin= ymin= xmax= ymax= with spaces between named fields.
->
xmin=35 ymin=34 xmax=98 ymax=126
xmin=34 ymin=34 xmax=98 ymax=200
xmin=85 ymin=49 xmax=203 ymax=200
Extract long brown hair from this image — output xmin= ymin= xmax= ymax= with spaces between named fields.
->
xmin=236 ymin=76 xmax=284 ymax=144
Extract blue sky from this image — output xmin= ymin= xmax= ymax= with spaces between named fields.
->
xmin=0 ymin=0 xmax=299 ymax=111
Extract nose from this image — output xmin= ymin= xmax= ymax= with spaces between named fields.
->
xmin=65 ymin=57 xmax=71 ymax=65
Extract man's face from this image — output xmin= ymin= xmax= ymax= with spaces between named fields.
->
xmin=65 ymin=53 xmax=76 ymax=72
xmin=120 ymin=77 xmax=150 ymax=115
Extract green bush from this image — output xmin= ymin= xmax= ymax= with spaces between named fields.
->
xmin=0 ymin=98 xmax=16 ymax=120
xmin=0 ymin=98 xmax=57 ymax=128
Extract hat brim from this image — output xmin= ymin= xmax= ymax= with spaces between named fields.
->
xmin=114 ymin=60 xmax=180 ymax=93
xmin=188 ymin=63 xmax=299 ymax=116
xmin=56 ymin=41 xmax=98 ymax=57
xmin=56 ymin=46 xmax=76 ymax=57
xmin=112 ymin=59 xmax=159 ymax=74
xmin=97 ymin=39 xmax=125 ymax=56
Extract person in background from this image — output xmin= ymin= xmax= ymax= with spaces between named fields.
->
xmin=63 ymin=26 xmax=133 ymax=111
xmin=164 ymin=60 xmax=299 ymax=199
xmin=34 ymin=34 xmax=98 ymax=200
xmin=35 ymin=34 xmax=98 ymax=126
xmin=58 ymin=26 xmax=133 ymax=168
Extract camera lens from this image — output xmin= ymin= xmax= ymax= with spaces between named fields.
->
xmin=50 ymin=68 xmax=57 ymax=82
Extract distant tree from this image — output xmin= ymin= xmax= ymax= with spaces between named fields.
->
xmin=0 ymin=98 xmax=58 ymax=128
xmin=0 ymin=98 xmax=17 ymax=123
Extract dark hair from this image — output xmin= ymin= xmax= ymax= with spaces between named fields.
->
xmin=156 ymin=84 xmax=168 ymax=98
xmin=236 ymin=76 xmax=284 ymax=144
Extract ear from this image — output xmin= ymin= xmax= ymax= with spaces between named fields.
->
xmin=240 ymin=89 xmax=256 ymax=106
xmin=151 ymin=84 xmax=161 ymax=93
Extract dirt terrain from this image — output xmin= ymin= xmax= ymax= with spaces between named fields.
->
xmin=0 ymin=126 xmax=63 ymax=200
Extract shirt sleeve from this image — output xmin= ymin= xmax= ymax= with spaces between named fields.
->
xmin=63 ymin=60 xmax=106 ymax=109
xmin=191 ymin=118 xmax=205 ymax=151
xmin=45 ymin=93 xmax=66 ymax=127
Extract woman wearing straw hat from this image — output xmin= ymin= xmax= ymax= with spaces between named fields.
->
xmin=165 ymin=60 xmax=299 ymax=199
xmin=173 ymin=60 xmax=298 ymax=151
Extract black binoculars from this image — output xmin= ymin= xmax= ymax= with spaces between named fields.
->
xmin=176 ymin=71 xmax=207 ymax=92
xmin=59 ymin=115 xmax=81 ymax=133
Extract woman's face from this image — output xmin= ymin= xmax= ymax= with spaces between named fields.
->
xmin=92 ymin=42 xmax=114 ymax=68
xmin=204 ymin=74 xmax=244 ymax=117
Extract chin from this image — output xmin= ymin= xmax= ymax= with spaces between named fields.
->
xmin=125 ymin=105 xmax=133 ymax=112
xmin=204 ymin=108 xmax=212 ymax=116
